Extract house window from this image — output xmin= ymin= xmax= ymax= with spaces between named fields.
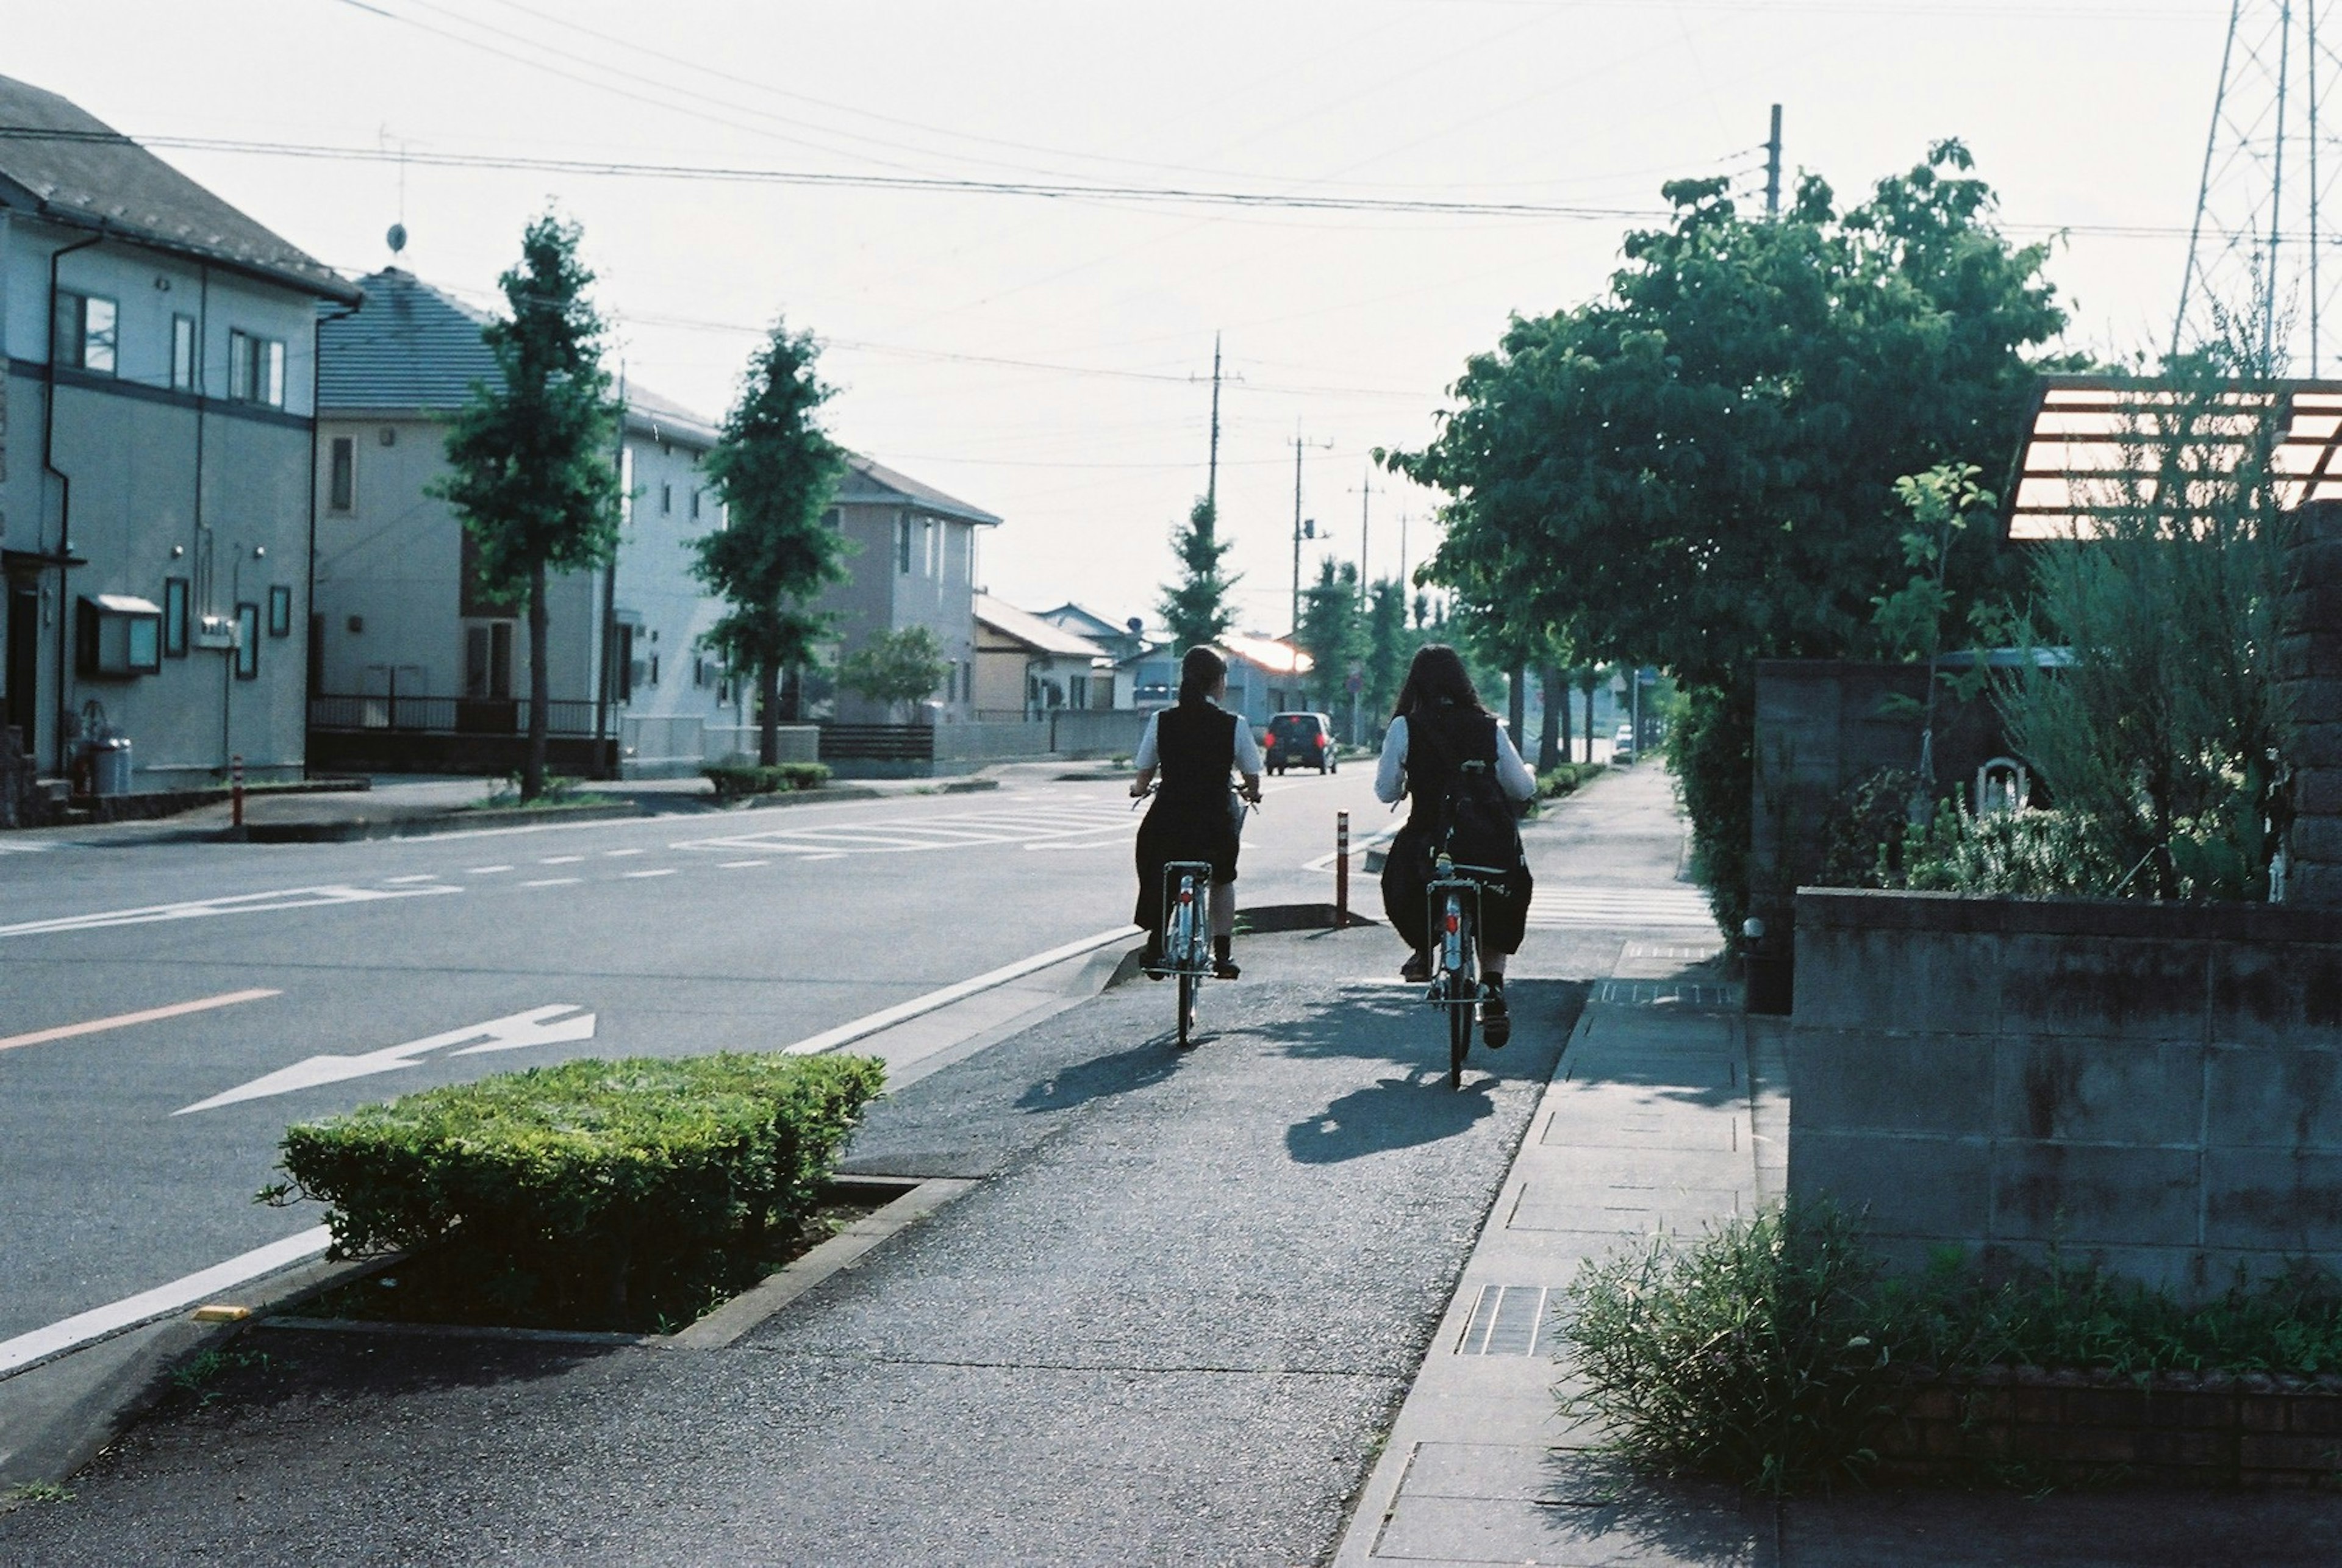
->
xmin=52 ymin=290 xmax=118 ymax=374
xmin=661 ymin=482 xmax=672 ymax=515
xmin=690 ymin=489 xmax=701 ymax=520
xmin=823 ymin=507 xmax=840 ymax=532
xmin=465 ymin=621 xmax=515 ymax=700
xmin=234 ymin=602 xmax=260 ymax=679
xmin=649 ymin=653 xmax=660 ymax=687
xmin=328 ymin=437 xmax=356 ymax=511
xmin=227 ymin=331 xmax=285 ymax=407
xmin=162 ymin=578 xmax=190 ymax=658
xmin=268 ymin=585 xmax=292 ymax=638
xmin=1071 ymin=675 xmax=1090 ymax=708
xmin=171 ymin=314 xmax=198 ymax=392
xmin=77 ymin=595 xmax=162 ymax=676
xmin=897 ymin=514 xmax=912 ymax=573
xmin=925 ymin=520 xmax=940 ymax=578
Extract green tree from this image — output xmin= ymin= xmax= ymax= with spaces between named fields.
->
xmin=1160 ymin=496 xmax=1237 ymax=652
xmin=693 ymin=320 xmax=848 ymax=763
xmin=1384 ymin=142 xmax=2072 ymax=933
xmin=837 ymin=626 xmax=949 ymax=721
xmin=431 ymin=212 xmax=623 ymax=801
xmin=1362 ymin=576 xmax=1413 ymax=728
xmin=1297 ymin=558 xmax=1364 ymax=718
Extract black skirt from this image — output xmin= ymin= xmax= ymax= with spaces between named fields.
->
xmin=1379 ymin=822 xmax=1531 ymax=955
xmin=1133 ymin=798 xmax=1239 ymax=933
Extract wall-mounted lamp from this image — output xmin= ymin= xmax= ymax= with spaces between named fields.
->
xmin=252 ymin=545 xmax=267 ymax=559
xmin=170 ymin=544 xmax=185 ymax=558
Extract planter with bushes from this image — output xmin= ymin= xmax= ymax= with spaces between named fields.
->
xmin=262 ymin=1052 xmax=885 ymax=1333
xmin=703 ymin=761 xmax=834 ymax=800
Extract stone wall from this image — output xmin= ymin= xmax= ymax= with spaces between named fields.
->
xmin=1788 ymin=887 xmax=2342 ymax=1297
xmin=2281 ymin=499 xmax=2342 ymax=906
xmin=1749 ymin=660 xmax=2002 ymax=938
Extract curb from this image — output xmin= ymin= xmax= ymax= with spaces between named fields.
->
xmin=232 ymin=801 xmax=646 ymax=842
xmin=0 ymin=1175 xmax=975 ymax=1494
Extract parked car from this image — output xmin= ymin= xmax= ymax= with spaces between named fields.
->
xmin=1265 ymin=711 xmax=1339 ymax=775
xmin=1612 ymin=723 xmax=1636 ymax=764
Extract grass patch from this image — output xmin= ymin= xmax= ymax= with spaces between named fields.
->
xmin=262 ymin=1053 xmax=885 ymax=1333
xmin=4 ymin=1482 xmax=73 ymax=1505
xmin=169 ymin=1347 xmax=271 ymax=1406
xmin=1538 ymin=762 xmax=1606 ymax=799
xmin=1558 ymin=1200 xmax=2342 ymax=1494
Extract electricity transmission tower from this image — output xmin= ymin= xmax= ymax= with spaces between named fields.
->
xmin=2175 ymin=0 xmax=2342 ymax=373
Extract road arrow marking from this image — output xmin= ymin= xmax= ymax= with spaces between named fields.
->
xmin=173 ymin=1004 xmax=595 ymax=1115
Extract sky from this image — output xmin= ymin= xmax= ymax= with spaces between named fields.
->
xmin=4 ymin=0 xmax=2246 ymax=635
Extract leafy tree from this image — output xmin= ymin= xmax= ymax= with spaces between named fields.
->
xmin=1297 ymin=558 xmax=1364 ymax=717
xmin=1384 ymin=142 xmax=2072 ymax=933
xmin=1362 ymin=577 xmax=1413 ymax=728
xmin=694 ymin=320 xmax=848 ymax=763
xmin=1998 ymin=379 xmax=2293 ymax=898
xmin=431 ymin=212 xmax=622 ymax=800
xmin=1160 ymin=496 xmax=1237 ymax=652
xmin=836 ymin=626 xmax=948 ymax=720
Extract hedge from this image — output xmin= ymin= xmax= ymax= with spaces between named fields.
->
xmin=263 ymin=1053 xmax=884 ymax=1317
xmin=704 ymin=761 xmax=833 ymax=799
xmin=1537 ymin=761 xmax=1606 ymax=798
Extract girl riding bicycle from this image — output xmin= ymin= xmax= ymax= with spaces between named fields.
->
xmin=1130 ymin=645 xmax=1264 ymax=979
xmin=1374 ymin=644 xmax=1537 ymax=1046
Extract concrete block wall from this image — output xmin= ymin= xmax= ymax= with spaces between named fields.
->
xmin=1788 ymin=887 xmax=2342 ymax=1298
xmin=2281 ymin=500 xmax=2342 ymax=908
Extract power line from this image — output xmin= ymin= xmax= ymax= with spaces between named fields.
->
xmin=5 ymin=125 xmax=1665 ymax=221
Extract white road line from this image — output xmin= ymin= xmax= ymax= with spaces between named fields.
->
xmin=0 ymin=884 xmax=458 ymax=940
xmin=796 ymin=851 xmax=846 ymax=862
xmin=603 ymin=848 xmax=645 ymax=857
xmin=0 ymin=989 xmax=282 ymax=1054
xmin=381 ymin=873 xmax=441 ymax=886
xmin=538 ymin=855 xmax=585 ymax=865
xmin=1305 ymin=823 xmax=1398 ymax=872
xmin=521 ymin=877 xmax=582 ymax=888
xmin=621 ymin=868 xmax=677 ymax=879
xmin=0 ymin=1226 xmax=332 ymax=1380
xmin=467 ymin=865 xmax=513 ymax=875
xmin=717 ymin=860 xmax=770 ymax=869
xmin=784 ymin=923 xmax=1142 ymax=1058
xmin=0 ymin=841 xmax=59 ymax=854
xmin=1025 ymin=836 xmax=1130 ymax=851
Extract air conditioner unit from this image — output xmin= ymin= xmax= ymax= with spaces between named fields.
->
xmin=193 ymin=614 xmax=241 ymax=651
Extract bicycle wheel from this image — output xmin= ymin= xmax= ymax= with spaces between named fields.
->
xmin=1449 ymin=996 xmax=1471 ymax=1089
xmin=1177 ymin=972 xmax=1197 ymax=1048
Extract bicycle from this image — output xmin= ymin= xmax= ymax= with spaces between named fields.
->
xmin=1423 ymin=851 xmax=1497 ymax=1089
xmin=1155 ymin=859 xmax=1217 ymax=1048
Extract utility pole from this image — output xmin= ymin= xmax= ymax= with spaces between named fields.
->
xmin=1205 ymin=331 xmax=1222 ymax=539
xmin=1290 ymin=426 xmax=1331 ymax=638
xmin=1764 ymin=103 xmax=1783 ymax=220
xmin=1352 ymin=464 xmax=1381 ymax=607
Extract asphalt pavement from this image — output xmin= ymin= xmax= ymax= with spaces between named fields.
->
xmin=0 ymin=764 xmax=1378 ymax=1351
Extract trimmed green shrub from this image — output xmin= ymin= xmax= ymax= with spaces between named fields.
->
xmin=703 ymin=761 xmax=833 ymax=798
xmin=262 ymin=1053 xmax=884 ymax=1319
xmin=1538 ymin=762 xmax=1606 ymax=799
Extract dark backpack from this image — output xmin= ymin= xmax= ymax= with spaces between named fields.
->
xmin=1419 ymin=713 xmax=1522 ymax=879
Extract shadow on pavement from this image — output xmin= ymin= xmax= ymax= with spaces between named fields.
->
xmin=1286 ymin=1072 xmax=1495 ymax=1163
xmin=142 ymin=1328 xmax=621 ymax=1421
xmin=1012 ymin=1031 xmax=1189 ymax=1115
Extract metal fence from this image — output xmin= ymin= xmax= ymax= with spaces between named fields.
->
xmin=309 ymin=695 xmax=604 ymax=737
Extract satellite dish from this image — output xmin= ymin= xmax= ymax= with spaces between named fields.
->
xmin=386 ymin=223 xmax=408 ymax=257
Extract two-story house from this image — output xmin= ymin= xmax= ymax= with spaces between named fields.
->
xmin=0 ymin=73 xmax=360 ymax=790
xmin=309 ymin=267 xmax=739 ymax=776
xmin=818 ymin=457 xmax=1000 ymax=723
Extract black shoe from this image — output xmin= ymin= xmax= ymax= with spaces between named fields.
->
xmin=1142 ymin=940 xmax=1167 ymax=979
xmin=1400 ymin=952 xmax=1431 ymax=984
xmin=1213 ymin=958 xmax=1241 ymax=980
xmin=1480 ymin=986 xmax=1511 ymax=1048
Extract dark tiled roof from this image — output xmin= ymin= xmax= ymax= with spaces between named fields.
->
xmin=837 ymin=453 xmax=1002 ymax=526
xmin=320 ymin=268 xmax=715 ymax=440
xmin=318 ymin=269 xmax=500 ymax=413
xmin=0 ymin=74 xmax=356 ymax=302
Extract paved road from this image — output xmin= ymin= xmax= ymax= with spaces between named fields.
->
xmin=0 ymin=764 xmax=1709 ymax=1567
xmin=0 ymin=767 xmax=1379 ymax=1348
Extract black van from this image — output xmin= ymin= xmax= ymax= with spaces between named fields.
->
xmin=1265 ymin=712 xmax=1338 ymax=775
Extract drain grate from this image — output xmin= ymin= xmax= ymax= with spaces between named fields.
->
xmin=1594 ymin=979 xmax=1742 ymax=1008
xmin=1456 ymin=1284 xmax=1550 ymax=1355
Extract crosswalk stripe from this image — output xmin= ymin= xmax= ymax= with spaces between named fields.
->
xmin=1526 ymin=884 xmax=1714 ymax=929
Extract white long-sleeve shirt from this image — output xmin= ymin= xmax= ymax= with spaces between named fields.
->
xmin=1134 ymin=703 xmax=1263 ymax=776
xmin=1374 ymin=714 xmax=1538 ymax=806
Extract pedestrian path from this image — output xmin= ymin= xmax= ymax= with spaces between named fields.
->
xmin=1331 ymin=933 xmax=1782 ymax=1568
xmin=1525 ymin=882 xmax=1715 ymax=928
